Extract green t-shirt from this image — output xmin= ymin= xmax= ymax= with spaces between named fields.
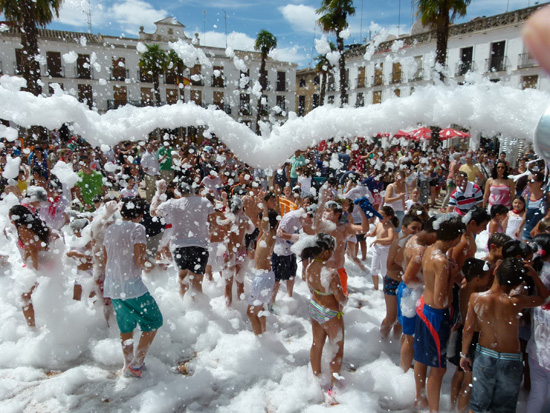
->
xmin=290 ymin=155 xmax=306 ymax=179
xmin=158 ymin=146 xmax=173 ymax=171
xmin=77 ymin=171 xmax=104 ymax=205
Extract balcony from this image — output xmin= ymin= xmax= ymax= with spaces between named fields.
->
xmin=356 ymin=76 xmax=366 ymax=88
xmin=327 ymin=81 xmax=336 ymax=92
xmin=190 ymin=76 xmax=204 ymax=86
xmin=75 ymin=66 xmax=93 ymax=80
xmin=110 ymin=69 xmax=130 ymax=81
xmin=211 ymin=75 xmax=224 ymax=88
xmin=138 ymin=70 xmax=154 ymax=83
xmin=486 ymin=55 xmax=508 ymax=72
xmin=239 ymin=106 xmax=251 ymax=116
xmin=372 ymin=74 xmax=384 ymax=87
xmin=410 ymin=68 xmax=424 ymax=81
xmin=518 ymin=53 xmax=538 ymax=69
xmin=455 ymin=61 xmax=476 ymax=76
xmin=276 ymin=82 xmax=286 ymax=92
xmin=391 ymin=71 xmax=403 ymax=84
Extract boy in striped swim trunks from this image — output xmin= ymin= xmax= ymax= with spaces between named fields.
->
xmin=460 ymin=257 xmax=549 ymax=413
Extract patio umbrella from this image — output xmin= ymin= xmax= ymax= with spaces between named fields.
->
xmin=410 ymin=127 xmax=432 ymax=140
xmin=439 ymin=128 xmax=471 ymax=140
xmin=375 ymin=132 xmax=390 ymax=138
xmin=393 ymin=130 xmax=412 ymax=139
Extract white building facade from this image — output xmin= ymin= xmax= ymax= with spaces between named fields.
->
xmin=0 ymin=18 xmax=296 ymax=131
xmin=338 ymin=4 xmax=549 ymax=108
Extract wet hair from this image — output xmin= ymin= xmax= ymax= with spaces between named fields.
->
xmin=259 ymin=208 xmax=279 ymax=230
xmin=230 ymin=196 xmax=243 ymax=213
xmin=300 ymin=233 xmax=336 ymax=260
xmin=531 ymin=171 xmax=545 ymax=184
xmin=490 ymin=204 xmax=509 ymax=219
xmin=263 ymin=191 xmax=276 ymax=202
xmin=456 ymin=171 xmax=468 ymax=180
xmin=325 ymin=200 xmax=343 ymax=219
xmin=491 ymin=161 xmax=509 ymax=179
xmin=462 ymin=258 xmax=490 ymax=283
xmin=31 ymin=166 xmax=46 ymax=178
xmin=466 ymin=206 xmax=491 ymax=226
xmin=402 ymin=214 xmax=423 ymax=230
xmin=302 ymin=195 xmax=316 ymax=205
xmin=70 ymin=218 xmax=89 ymax=233
xmin=120 ymin=196 xmax=145 ymax=220
xmin=496 ymin=257 xmax=528 ymax=288
xmin=9 ymin=204 xmax=50 ymax=246
xmin=502 ymin=240 xmax=533 ymax=260
xmin=488 ymin=232 xmax=512 ymax=248
xmin=408 ymin=204 xmax=430 ymax=223
xmin=424 ymin=215 xmax=437 ymax=233
xmin=436 ymin=214 xmax=466 ymax=242
xmin=532 ymin=234 xmax=550 ymax=272
xmin=178 ymin=181 xmax=192 ymax=195
xmin=380 ymin=205 xmax=399 ymax=228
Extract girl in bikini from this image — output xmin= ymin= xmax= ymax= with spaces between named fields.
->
xmin=302 ymin=233 xmax=347 ymax=399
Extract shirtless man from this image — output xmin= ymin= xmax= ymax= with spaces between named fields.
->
xmin=460 ymin=258 xmax=549 ymax=412
xmin=414 ymin=214 xmax=465 ymax=412
xmin=451 ymin=206 xmax=490 ymax=270
xmin=398 ymin=216 xmax=437 ymax=374
xmin=314 ymin=184 xmax=370 ymax=296
xmin=222 ymin=197 xmax=255 ymax=306
xmin=381 ymin=215 xmax=423 ymax=339
xmin=247 ymin=199 xmax=279 ymax=335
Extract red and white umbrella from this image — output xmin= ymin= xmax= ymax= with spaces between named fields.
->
xmin=393 ymin=130 xmax=412 ymax=139
xmin=439 ymin=128 xmax=471 ymax=140
xmin=410 ymin=127 xmax=432 ymax=140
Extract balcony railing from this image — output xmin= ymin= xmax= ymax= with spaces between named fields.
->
xmin=190 ymin=76 xmax=204 ymax=86
xmin=410 ymin=68 xmax=424 ymax=81
xmin=239 ymin=106 xmax=252 ymax=116
xmin=75 ymin=66 xmax=93 ymax=79
xmin=110 ymin=69 xmax=130 ymax=81
xmin=486 ymin=55 xmax=508 ymax=72
xmin=372 ymin=74 xmax=384 ymax=87
xmin=455 ymin=61 xmax=476 ymax=76
xmin=107 ymin=99 xmax=169 ymax=110
xmin=518 ymin=53 xmax=538 ymax=69
xmin=276 ymin=82 xmax=286 ymax=92
xmin=356 ymin=76 xmax=366 ymax=88
xmin=327 ymin=82 xmax=336 ymax=91
xmin=138 ymin=70 xmax=154 ymax=83
xmin=391 ymin=71 xmax=403 ymax=84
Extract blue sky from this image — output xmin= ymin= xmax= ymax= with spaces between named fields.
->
xmin=27 ymin=0 xmax=545 ymax=67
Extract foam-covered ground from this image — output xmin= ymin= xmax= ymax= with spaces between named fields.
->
xmin=0 ymin=214 xmax=541 ymax=413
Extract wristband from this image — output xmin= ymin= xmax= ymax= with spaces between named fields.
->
xmin=459 ymin=352 xmax=469 ymax=359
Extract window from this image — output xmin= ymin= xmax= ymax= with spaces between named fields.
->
xmin=394 ymin=89 xmax=401 ymax=97
xmin=76 ymin=54 xmax=91 ymax=79
xmin=298 ymin=95 xmax=306 ymax=116
xmin=357 ymin=67 xmax=366 ymax=88
xmin=328 ymin=95 xmax=335 ymax=104
xmin=489 ymin=41 xmax=506 ymax=72
xmin=355 ymin=92 xmax=364 ymax=107
xmin=521 ymin=75 xmax=538 ymax=89
xmin=413 ymin=56 xmax=423 ymax=80
xmin=312 ymin=94 xmax=319 ymax=108
xmin=213 ymin=91 xmax=224 ymax=109
xmin=111 ymin=58 xmax=126 ymax=81
xmin=190 ymin=65 xmax=202 ymax=86
xmin=276 ymin=95 xmax=286 ymax=112
xmin=48 ymin=83 xmax=63 ymax=95
xmin=276 ymin=71 xmax=286 ymax=92
xmin=373 ymin=91 xmax=382 ymax=104
xmin=313 ymin=76 xmax=320 ymax=86
xmin=111 ymin=85 xmax=127 ymax=109
xmin=78 ymin=84 xmax=93 ymax=108
xmin=190 ymin=89 xmax=202 ymax=105
xmin=391 ymin=62 xmax=402 ymax=84
xmin=457 ymin=47 xmax=474 ymax=76
xmin=166 ymin=89 xmax=179 ymax=104
xmin=212 ymin=65 xmax=224 ymax=88
xmin=47 ymin=51 xmax=63 ymax=77
xmin=374 ymin=63 xmax=384 ymax=86
xmin=299 ymin=78 xmax=306 ymax=88
xmin=239 ymin=93 xmax=251 ymax=116
xmin=141 ymin=87 xmax=154 ymax=106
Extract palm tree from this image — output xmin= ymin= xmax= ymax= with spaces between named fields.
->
xmin=317 ymin=0 xmax=355 ymax=107
xmin=314 ymin=42 xmax=336 ymax=107
xmin=139 ymin=44 xmax=169 ymax=106
xmin=254 ymin=29 xmax=277 ymax=134
xmin=166 ymin=50 xmax=186 ymax=95
xmin=416 ymin=0 xmax=471 ymax=81
xmin=0 ymin=0 xmax=62 ymax=96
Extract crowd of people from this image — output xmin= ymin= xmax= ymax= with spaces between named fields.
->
xmin=1 ymin=129 xmax=550 ymax=411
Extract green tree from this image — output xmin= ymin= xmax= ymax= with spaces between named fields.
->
xmin=314 ymin=42 xmax=336 ymax=107
xmin=139 ymin=44 xmax=169 ymax=106
xmin=254 ymin=29 xmax=277 ymax=134
xmin=0 ymin=0 xmax=62 ymax=96
xmin=317 ymin=0 xmax=355 ymax=107
xmin=416 ymin=0 xmax=471 ymax=81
